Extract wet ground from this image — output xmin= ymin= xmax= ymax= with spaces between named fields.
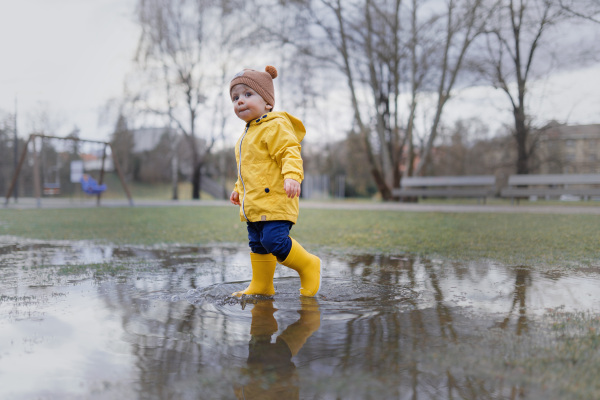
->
xmin=1 ymin=236 xmax=600 ymax=399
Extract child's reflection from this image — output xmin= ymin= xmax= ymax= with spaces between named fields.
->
xmin=234 ymin=298 xmax=321 ymax=400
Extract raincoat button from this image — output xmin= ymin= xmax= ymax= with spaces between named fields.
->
xmin=265 ymin=188 xmax=270 ymax=193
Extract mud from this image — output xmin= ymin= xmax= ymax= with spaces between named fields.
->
xmin=1 ymin=236 xmax=600 ymax=399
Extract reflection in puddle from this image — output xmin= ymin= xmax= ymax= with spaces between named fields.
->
xmin=1 ymin=236 xmax=600 ymax=399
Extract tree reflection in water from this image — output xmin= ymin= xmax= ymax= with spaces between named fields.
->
xmin=96 ymin=249 xmax=557 ymax=399
xmin=497 ymin=267 xmax=532 ymax=335
xmin=3 ymin=239 xmax=597 ymax=399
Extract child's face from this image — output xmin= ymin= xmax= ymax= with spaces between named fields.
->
xmin=231 ymin=84 xmax=272 ymax=123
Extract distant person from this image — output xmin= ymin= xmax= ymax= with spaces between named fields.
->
xmin=228 ymin=66 xmax=321 ymax=298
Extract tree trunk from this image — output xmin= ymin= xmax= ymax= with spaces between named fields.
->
xmin=171 ymin=153 xmax=179 ymax=200
xmin=372 ymin=167 xmax=393 ymax=200
xmin=514 ymin=107 xmax=530 ymax=175
xmin=192 ymin=161 xmax=202 ymax=199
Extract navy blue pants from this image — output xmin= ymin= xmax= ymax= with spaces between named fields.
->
xmin=247 ymin=221 xmax=293 ymax=260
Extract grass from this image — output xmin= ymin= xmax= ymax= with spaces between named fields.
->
xmin=414 ymin=196 xmax=600 ymax=207
xmin=0 ymin=203 xmax=599 ymax=267
xmin=39 ymin=172 xmax=215 ymax=201
xmin=55 ymin=262 xmax=128 ymax=276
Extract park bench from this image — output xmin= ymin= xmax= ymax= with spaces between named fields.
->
xmin=501 ymin=173 xmax=600 ymax=204
xmin=392 ymin=175 xmax=497 ymax=203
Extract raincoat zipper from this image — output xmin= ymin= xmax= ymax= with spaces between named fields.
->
xmin=238 ymin=123 xmax=250 ymax=221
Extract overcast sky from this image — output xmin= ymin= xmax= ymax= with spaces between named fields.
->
xmin=0 ymin=0 xmax=139 ymax=141
xmin=1 ymin=0 xmax=599 ymax=143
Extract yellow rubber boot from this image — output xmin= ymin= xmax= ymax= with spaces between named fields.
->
xmin=280 ymin=238 xmax=321 ymax=297
xmin=232 ymin=253 xmax=277 ymax=297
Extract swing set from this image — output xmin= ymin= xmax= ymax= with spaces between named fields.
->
xmin=4 ymin=134 xmax=133 ymax=207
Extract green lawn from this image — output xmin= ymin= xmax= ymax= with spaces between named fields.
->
xmin=66 ymin=173 xmax=203 ymax=200
xmin=1 ymin=204 xmax=598 ymax=267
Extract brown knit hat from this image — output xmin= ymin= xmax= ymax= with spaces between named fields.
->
xmin=230 ymin=66 xmax=278 ymax=108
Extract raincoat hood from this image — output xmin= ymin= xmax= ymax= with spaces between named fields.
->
xmin=253 ymin=112 xmax=305 ymax=140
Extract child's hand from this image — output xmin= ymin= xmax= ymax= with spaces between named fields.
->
xmin=284 ymin=179 xmax=301 ymax=199
xmin=230 ymin=191 xmax=240 ymax=205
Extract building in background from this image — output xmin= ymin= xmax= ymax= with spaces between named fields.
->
xmin=536 ymin=123 xmax=600 ymax=174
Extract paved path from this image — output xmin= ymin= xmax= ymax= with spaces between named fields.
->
xmin=4 ymin=197 xmax=600 ymax=214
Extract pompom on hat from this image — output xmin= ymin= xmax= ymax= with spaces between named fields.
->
xmin=230 ymin=66 xmax=278 ymax=108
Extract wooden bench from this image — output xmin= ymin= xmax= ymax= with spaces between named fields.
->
xmin=392 ymin=175 xmax=497 ymax=203
xmin=501 ymin=173 xmax=600 ymax=204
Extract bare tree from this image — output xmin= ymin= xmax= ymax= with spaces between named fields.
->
xmin=110 ymin=115 xmax=135 ymax=181
xmin=132 ymin=0 xmax=249 ymax=199
xmin=411 ymin=0 xmax=493 ymax=177
xmin=0 ymin=112 xmax=14 ymax=195
xmin=477 ymin=0 xmax=578 ymax=174
xmin=558 ymin=0 xmax=600 ymax=24
xmin=132 ymin=0 xmax=208 ymax=198
xmin=276 ymin=0 xmax=490 ymax=200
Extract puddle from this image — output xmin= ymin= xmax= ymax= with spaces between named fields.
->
xmin=1 ymin=236 xmax=600 ymax=399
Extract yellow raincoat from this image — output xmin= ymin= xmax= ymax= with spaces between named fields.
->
xmin=234 ymin=111 xmax=305 ymax=223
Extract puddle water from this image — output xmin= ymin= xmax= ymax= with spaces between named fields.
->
xmin=1 ymin=236 xmax=600 ymax=399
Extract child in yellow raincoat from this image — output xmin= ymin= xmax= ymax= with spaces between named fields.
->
xmin=229 ymin=66 xmax=321 ymax=297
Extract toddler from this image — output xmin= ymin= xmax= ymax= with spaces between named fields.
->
xmin=229 ymin=66 xmax=321 ymax=297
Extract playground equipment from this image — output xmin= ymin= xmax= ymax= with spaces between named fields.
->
xmin=41 ymin=139 xmax=62 ymax=196
xmin=4 ymin=134 xmax=133 ymax=207
xmin=80 ymin=174 xmax=107 ymax=195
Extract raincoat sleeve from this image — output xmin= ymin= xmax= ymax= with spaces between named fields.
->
xmin=265 ymin=122 xmax=304 ymax=183
xmin=233 ymin=137 xmax=242 ymax=194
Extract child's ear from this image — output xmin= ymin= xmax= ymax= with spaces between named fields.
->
xmin=266 ymin=104 xmax=273 ymax=110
